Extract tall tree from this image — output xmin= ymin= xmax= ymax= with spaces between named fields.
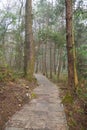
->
xmin=65 ymin=0 xmax=78 ymax=91
xmin=24 ymin=0 xmax=35 ymax=80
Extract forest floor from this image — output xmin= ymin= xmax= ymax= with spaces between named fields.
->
xmin=0 ymin=77 xmax=37 ymax=130
xmin=5 ymin=74 xmax=68 ymax=130
xmin=56 ymin=80 xmax=87 ymax=130
xmin=0 ymin=72 xmax=87 ymax=130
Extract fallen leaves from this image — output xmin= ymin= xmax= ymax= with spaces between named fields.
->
xmin=0 ymin=78 xmax=37 ymax=129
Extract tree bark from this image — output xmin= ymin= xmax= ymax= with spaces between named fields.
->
xmin=35 ymin=41 xmax=41 ymax=73
xmin=44 ymin=43 xmax=48 ymax=77
xmin=50 ymin=43 xmax=52 ymax=79
xmin=53 ymin=43 xmax=56 ymax=75
xmin=24 ymin=0 xmax=35 ymax=80
xmin=57 ymin=48 xmax=63 ymax=79
xmin=65 ymin=0 xmax=78 ymax=90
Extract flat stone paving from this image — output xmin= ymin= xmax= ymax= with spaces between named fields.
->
xmin=5 ymin=74 xmax=68 ymax=130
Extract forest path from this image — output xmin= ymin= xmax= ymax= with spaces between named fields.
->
xmin=5 ymin=74 xmax=68 ymax=130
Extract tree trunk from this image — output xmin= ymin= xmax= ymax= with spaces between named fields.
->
xmin=44 ymin=43 xmax=48 ymax=77
xmin=54 ymin=43 xmax=56 ymax=75
xmin=65 ymin=0 xmax=78 ymax=91
xmin=50 ymin=43 xmax=52 ymax=79
xmin=42 ymin=44 xmax=44 ymax=74
xmin=57 ymin=48 xmax=63 ymax=79
xmin=24 ymin=0 xmax=35 ymax=80
xmin=35 ymin=57 xmax=38 ymax=73
xmin=35 ymin=41 xmax=41 ymax=73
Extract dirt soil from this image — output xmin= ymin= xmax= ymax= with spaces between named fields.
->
xmin=0 ymin=78 xmax=37 ymax=130
xmin=58 ymin=82 xmax=87 ymax=130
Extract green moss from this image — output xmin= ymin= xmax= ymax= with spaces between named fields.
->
xmin=27 ymin=58 xmax=35 ymax=81
xmin=62 ymin=92 xmax=73 ymax=104
xmin=68 ymin=117 xmax=77 ymax=127
xmin=31 ymin=93 xmax=37 ymax=99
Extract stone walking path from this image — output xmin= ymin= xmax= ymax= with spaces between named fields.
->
xmin=5 ymin=74 xmax=68 ymax=130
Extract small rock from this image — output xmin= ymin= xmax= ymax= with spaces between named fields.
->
xmin=18 ymin=104 xmax=21 ymax=107
xmin=18 ymin=98 xmax=22 ymax=102
xmin=25 ymin=86 xmax=29 ymax=89
xmin=26 ymin=93 xmax=29 ymax=97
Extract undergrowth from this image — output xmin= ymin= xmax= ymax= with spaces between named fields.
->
xmin=0 ymin=66 xmax=24 ymax=82
xmin=51 ymin=73 xmax=87 ymax=130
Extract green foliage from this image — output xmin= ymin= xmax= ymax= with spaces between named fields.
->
xmin=77 ymin=44 xmax=87 ymax=58
xmin=0 ymin=10 xmax=17 ymax=40
xmin=74 ymin=1 xmax=87 ymax=22
xmin=51 ymin=73 xmax=68 ymax=83
xmin=54 ymin=0 xmax=65 ymax=16
xmin=0 ymin=67 xmax=12 ymax=82
xmin=68 ymin=117 xmax=77 ymax=127
xmin=62 ymin=92 xmax=74 ymax=104
xmin=77 ymin=44 xmax=87 ymax=78
xmin=38 ymin=28 xmax=65 ymax=47
xmin=0 ymin=66 xmax=22 ymax=82
xmin=31 ymin=93 xmax=37 ymax=99
xmin=76 ymin=85 xmax=87 ymax=103
xmin=74 ymin=3 xmax=87 ymax=79
xmin=36 ymin=0 xmax=56 ymax=25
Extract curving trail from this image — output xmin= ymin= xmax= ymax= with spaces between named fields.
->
xmin=5 ymin=74 xmax=68 ymax=130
